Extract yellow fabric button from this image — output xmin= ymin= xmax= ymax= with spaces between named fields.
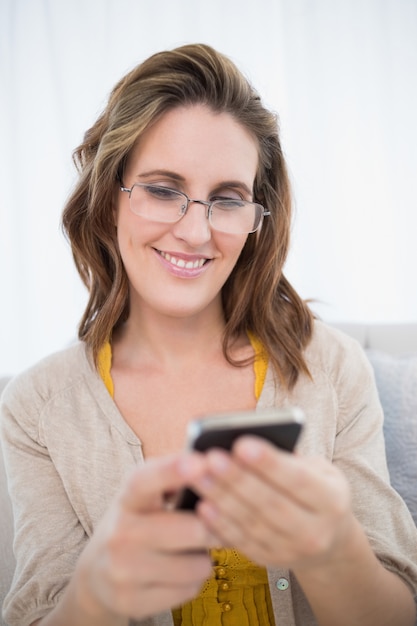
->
xmin=216 ymin=567 xmax=227 ymax=578
xmin=221 ymin=602 xmax=233 ymax=612
xmin=220 ymin=582 xmax=230 ymax=591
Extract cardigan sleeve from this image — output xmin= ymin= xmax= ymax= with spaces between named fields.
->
xmin=1 ymin=375 xmax=89 ymax=626
xmin=0 ymin=347 xmax=171 ymax=626
xmin=310 ymin=325 xmax=417 ymax=596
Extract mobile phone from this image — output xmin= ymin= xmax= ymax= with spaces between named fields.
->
xmin=175 ymin=406 xmax=304 ymax=510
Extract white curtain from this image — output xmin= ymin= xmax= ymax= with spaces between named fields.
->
xmin=1 ymin=0 xmax=416 ymax=376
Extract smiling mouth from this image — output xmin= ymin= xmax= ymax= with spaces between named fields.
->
xmin=157 ymin=250 xmax=209 ymax=269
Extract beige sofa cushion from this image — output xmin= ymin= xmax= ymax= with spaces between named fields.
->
xmin=367 ymin=350 xmax=417 ymax=525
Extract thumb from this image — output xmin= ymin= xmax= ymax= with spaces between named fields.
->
xmin=119 ymin=453 xmax=205 ymax=514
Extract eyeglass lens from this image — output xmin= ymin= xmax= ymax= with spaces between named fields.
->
xmin=128 ymin=184 xmax=263 ymax=234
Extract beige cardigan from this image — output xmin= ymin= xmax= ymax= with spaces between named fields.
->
xmin=2 ymin=321 xmax=417 ymax=626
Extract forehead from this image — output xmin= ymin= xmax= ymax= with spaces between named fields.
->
xmin=125 ymin=104 xmax=259 ymax=187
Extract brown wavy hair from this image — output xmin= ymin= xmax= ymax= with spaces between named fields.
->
xmin=62 ymin=43 xmax=314 ymax=389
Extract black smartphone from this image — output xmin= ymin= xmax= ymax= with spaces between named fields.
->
xmin=175 ymin=406 xmax=304 ymax=510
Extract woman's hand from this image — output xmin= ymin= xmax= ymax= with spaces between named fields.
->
xmin=73 ymin=454 xmax=214 ymax=622
xmin=187 ymin=436 xmax=354 ymax=570
xmin=183 ymin=437 xmax=416 ymax=626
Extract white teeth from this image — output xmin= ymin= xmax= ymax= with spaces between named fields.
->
xmin=159 ymin=251 xmax=206 ymax=269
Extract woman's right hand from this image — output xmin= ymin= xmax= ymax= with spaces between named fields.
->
xmin=72 ymin=454 xmax=214 ymax=622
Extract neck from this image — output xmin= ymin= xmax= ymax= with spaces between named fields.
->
xmin=112 ymin=301 xmax=229 ymax=368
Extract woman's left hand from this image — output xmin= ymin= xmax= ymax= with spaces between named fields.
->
xmin=187 ymin=435 xmax=354 ymax=570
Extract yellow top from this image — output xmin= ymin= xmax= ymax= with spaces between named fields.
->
xmin=97 ymin=334 xmax=275 ymax=626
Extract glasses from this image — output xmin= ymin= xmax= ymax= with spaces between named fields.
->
xmin=120 ymin=183 xmax=270 ymax=235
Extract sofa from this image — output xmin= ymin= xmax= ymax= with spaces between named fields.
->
xmin=1 ymin=323 xmax=417 ymax=625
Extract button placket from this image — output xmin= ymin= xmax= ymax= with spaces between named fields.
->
xmin=215 ymin=565 xmax=233 ymax=610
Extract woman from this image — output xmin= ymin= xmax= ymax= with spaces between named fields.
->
xmin=2 ymin=43 xmax=417 ymax=626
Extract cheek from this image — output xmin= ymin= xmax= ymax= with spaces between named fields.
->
xmin=227 ymin=235 xmax=249 ymax=265
xmin=116 ymin=204 xmax=146 ymax=241
xmin=116 ymin=210 xmax=173 ymax=262
xmin=115 ymin=209 xmax=133 ymax=248
xmin=115 ymin=212 xmax=145 ymax=266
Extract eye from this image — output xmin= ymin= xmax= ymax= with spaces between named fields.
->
xmin=143 ymin=184 xmax=182 ymax=201
xmin=212 ymin=198 xmax=246 ymax=210
xmin=211 ymin=195 xmax=234 ymax=202
xmin=211 ymin=190 xmax=242 ymax=202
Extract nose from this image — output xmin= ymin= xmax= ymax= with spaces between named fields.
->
xmin=171 ymin=200 xmax=212 ymax=246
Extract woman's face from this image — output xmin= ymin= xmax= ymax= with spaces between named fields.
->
xmin=115 ymin=104 xmax=259 ymax=323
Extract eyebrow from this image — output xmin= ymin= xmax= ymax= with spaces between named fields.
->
xmin=137 ymin=169 xmax=185 ymax=183
xmin=137 ymin=169 xmax=253 ymax=196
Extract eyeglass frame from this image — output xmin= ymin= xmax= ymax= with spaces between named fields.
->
xmin=119 ymin=182 xmax=270 ymax=234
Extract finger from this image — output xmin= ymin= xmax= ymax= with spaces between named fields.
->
xmin=192 ymin=450 xmax=310 ymax=544
xmin=197 ymin=498 xmax=283 ymax=563
xmin=115 ymin=509 xmax=216 ymax=553
xmin=200 ymin=445 xmax=307 ymax=515
xmin=197 ymin=450 xmax=303 ymax=525
xmin=93 ymin=542 xmax=212 ymax=619
xmin=107 ymin=536 xmax=213 ymax=586
xmin=192 ymin=445 xmax=348 ymax=544
xmin=193 ymin=454 xmax=347 ymax=568
xmin=231 ymin=436 xmax=348 ymax=512
xmin=120 ymin=453 xmax=207 ymax=514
